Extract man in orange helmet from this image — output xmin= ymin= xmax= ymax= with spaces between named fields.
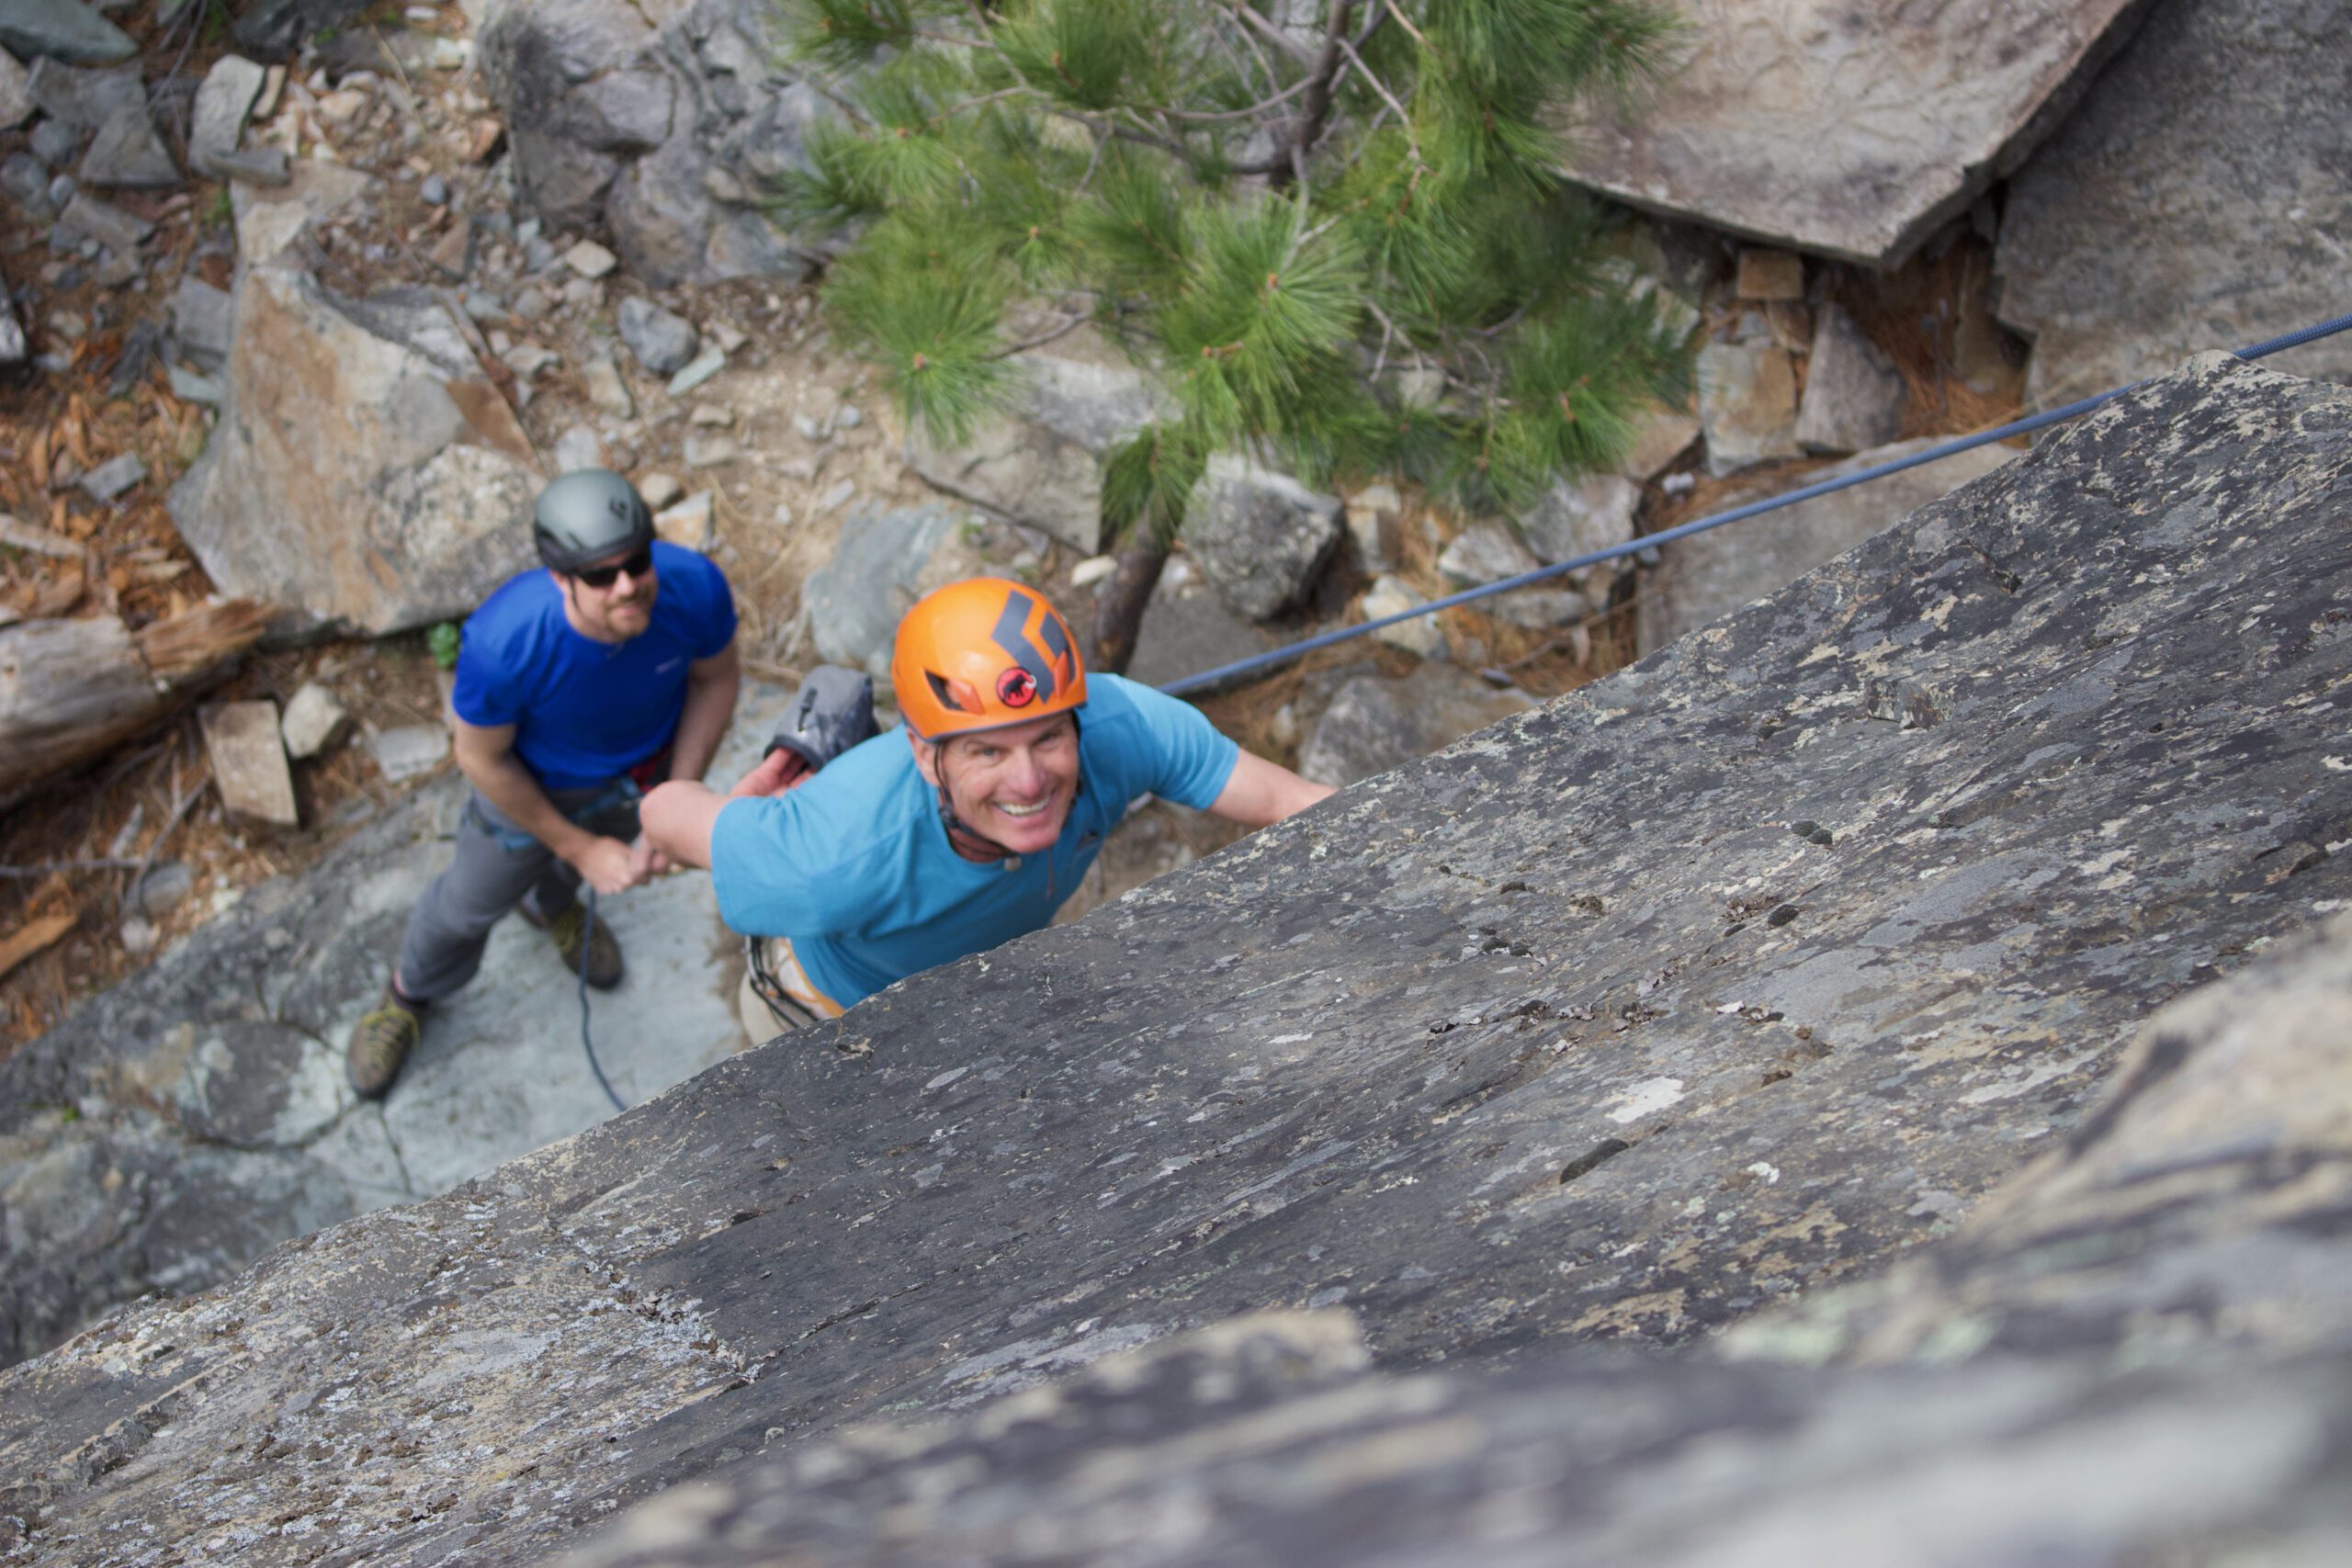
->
xmin=642 ymin=577 xmax=1331 ymax=1035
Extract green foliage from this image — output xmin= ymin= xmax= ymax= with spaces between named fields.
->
xmin=428 ymin=622 xmax=462 ymax=670
xmin=767 ymin=0 xmax=1692 ymax=538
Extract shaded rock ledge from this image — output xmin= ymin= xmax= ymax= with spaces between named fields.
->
xmin=2 ymin=355 xmax=2348 ymax=1566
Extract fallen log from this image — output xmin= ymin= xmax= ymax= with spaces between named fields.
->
xmin=0 ymin=601 xmax=274 ymax=811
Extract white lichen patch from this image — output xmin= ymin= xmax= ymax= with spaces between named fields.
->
xmin=1607 ymin=1077 xmax=1687 ymax=1123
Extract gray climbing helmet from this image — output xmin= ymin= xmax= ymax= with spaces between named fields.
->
xmin=533 ymin=469 xmax=654 ymax=574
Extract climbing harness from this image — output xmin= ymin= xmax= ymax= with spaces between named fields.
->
xmin=1158 ymin=310 xmax=2352 ymax=698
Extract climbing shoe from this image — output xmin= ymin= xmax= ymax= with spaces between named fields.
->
xmin=345 ymin=990 xmax=423 ymax=1100
xmin=530 ymin=899 xmax=624 ymax=989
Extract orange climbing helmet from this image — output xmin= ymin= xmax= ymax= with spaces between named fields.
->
xmin=891 ymin=577 xmax=1088 ymax=742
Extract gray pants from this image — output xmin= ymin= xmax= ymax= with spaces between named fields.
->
xmin=394 ymin=784 xmax=641 ymax=1001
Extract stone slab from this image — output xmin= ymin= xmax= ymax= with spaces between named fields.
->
xmin=1569 ymin=0 xmax=2153 ymax=266
xmin=0 ymin=45 xmax=30 ymax=130
xmin=199 ymin=699 xmax=298 ymax=826
xmin=187 ymin=53 xmax=266 ymax=172
xmin=1996 ymin=0 xmax=2352 ymax=409
xmin=4 ymin=358 xmax=2350 ymax=1566
xmin=0 ymin=0 xmax=134 ymax=65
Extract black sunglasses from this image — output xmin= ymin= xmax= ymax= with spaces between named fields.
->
xmin=573 ymin=546 xmax=654 ymax=589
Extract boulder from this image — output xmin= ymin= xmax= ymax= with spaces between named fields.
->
xmin=3 ymin=358 xmax=2349 ymax=1566
xmin=1637 ymin=433 xmax=2019 ymax=655
xmin=1182 ymin=455 xmax=1344 ymax=621
xmin=187 ymin=53 xmax=266 ymax=178
xmin=1569 ymin=0 xmax=2152 ymax=267
xmin=1996 ymin=0 xmax=2352 ymax=410
xmin=801 ymin=503 xmax=968 ymax=677
xmin=1296 ymin=664 xmax=1537 ymax=787
xmin=74 ymin=99 xmax=175 ymax=188
xmin=906 ymin=349 xmax=1165 ymax=554
xmin=605 ymin=134 xmax=710 ymax=288
xmin=616 ymin=294 xmax=698 ymax=376
xmin=23 ymin=56 xmax=137 ymax=130
xmin=0 ymin=0 xmax=134 ymax=66
xmin=229 ymin=0 xmax=372 ymax=55
xmin=169 ymin=240 xmax=545 ymax=634
xmin=0 ymin=44 xmax=32 ymax=131
xmin=0 ymin=290 xmax=21 ymax=365
xmin=167 ymin=275 xmax=232 ymax=369
xmin=1696 ymin=341 xmax=1801 ymax=475
xmin=1521 ymin=471 xmax=1640 ymax=572
xmin=1360 ymin=573 xmax=1446 ymax=660
xmin=1437 ymin=515 xmax=1541 ymax=588
xmin=1793 ymin=302 xmax=1905 ymax=455
xmin=1122 ymin=555 xmax=1281 ymax=692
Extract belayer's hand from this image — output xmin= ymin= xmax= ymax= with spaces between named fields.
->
xmin=568 ymin=834 xmax=644 ymax=896
xmin=628 ymin=833 xmax=672 ymax=880
xmin=728 ymin=749 xmax=812 ymax=800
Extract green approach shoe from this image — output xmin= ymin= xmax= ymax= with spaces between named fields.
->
xmin=345 ymin=991 xmax=422 ymax=1099
xmin=533 ymin=899 xmax=624 ymax=989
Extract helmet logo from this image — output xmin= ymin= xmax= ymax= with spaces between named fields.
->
xmin=988 ymin=591 xmax=1060 ymax=705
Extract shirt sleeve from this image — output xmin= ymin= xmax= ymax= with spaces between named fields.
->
xmin=1099 ymin=675 xmax=1240 ymax=810
xmin=448 ymin=620 xmax=526 ymax=729
xmin=685 ymin=553 xmax=739 ymax=660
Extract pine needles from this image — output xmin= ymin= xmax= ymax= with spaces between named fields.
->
xmin=767 ymin=0 xmax=1694 ymax=541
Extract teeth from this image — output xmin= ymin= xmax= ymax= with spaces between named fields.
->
xmin=996 ymin=801 xmax=1048 ymax=817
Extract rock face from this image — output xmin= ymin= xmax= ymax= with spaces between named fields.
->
xmin=905 ymin=351 xmax=1164 ymax=555
xmin=1570 ymin=0 xmax=2154 ymax=266
xmin=1996 ymin=0 xmax=2352 ymax=409
xmin=1636 ymin=434 xmax=2020 ymax=654
xmin=550 ymin=921 xmax=2352 ymax=1567
xmin=476 ymin=0 xmax=815 ymax=288
xmin=4 ymin=357 xmax=2348 ymax=1566
xmin=168 ymin=170 xmax=547 ymax=636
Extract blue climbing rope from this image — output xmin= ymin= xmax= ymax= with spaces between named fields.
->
xmin=577 ymin=889 xmax=628 ymax=1114
xmin=1158 ymin=310 xmax=2352 ymax=698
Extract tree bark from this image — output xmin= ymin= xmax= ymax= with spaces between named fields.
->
xmin=0 ymin=603 xmax=271 ymax=810
xmin=1087 ymin=536 xmax=1171 ymax=677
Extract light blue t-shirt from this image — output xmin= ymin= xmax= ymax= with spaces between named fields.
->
xmin=450 ymin=544 xmax=737 ymax=789
xmin=710 ymin=674 xmax=1239 ymax=1007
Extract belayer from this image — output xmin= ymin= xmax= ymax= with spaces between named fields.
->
xmin=642 ymin=577 xmax=1332 ymax=1038
xmin=345 ymin=470 xmax=741 ymax=1098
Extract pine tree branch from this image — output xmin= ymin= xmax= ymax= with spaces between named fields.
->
xmin=1335 ymin=29 xmax=1419 ymax=175
xmin=1382 ymin=0 xmax=1430 ymax=51
xmin=1159 ymin=75 xmax=1315 ymax=122
xmin=990 ymin=313 xmax=1094 ymax=358
xmin=1283 ymin=1 xmax=1360 ymax=184
xmin=1227 ymin=3 xmax=1315 ymax=66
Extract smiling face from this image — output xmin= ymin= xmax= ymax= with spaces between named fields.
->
xmin=912 ymin=711 xmax=1081 ymax=857
xmin=556 ymin=546 xmax=658 ymax=643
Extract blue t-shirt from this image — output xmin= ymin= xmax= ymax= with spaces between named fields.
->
xmin=450 ymin=544 xmax=737 ymax=789
xmin=710 ymin=674 xmax=1239 ymax=1007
